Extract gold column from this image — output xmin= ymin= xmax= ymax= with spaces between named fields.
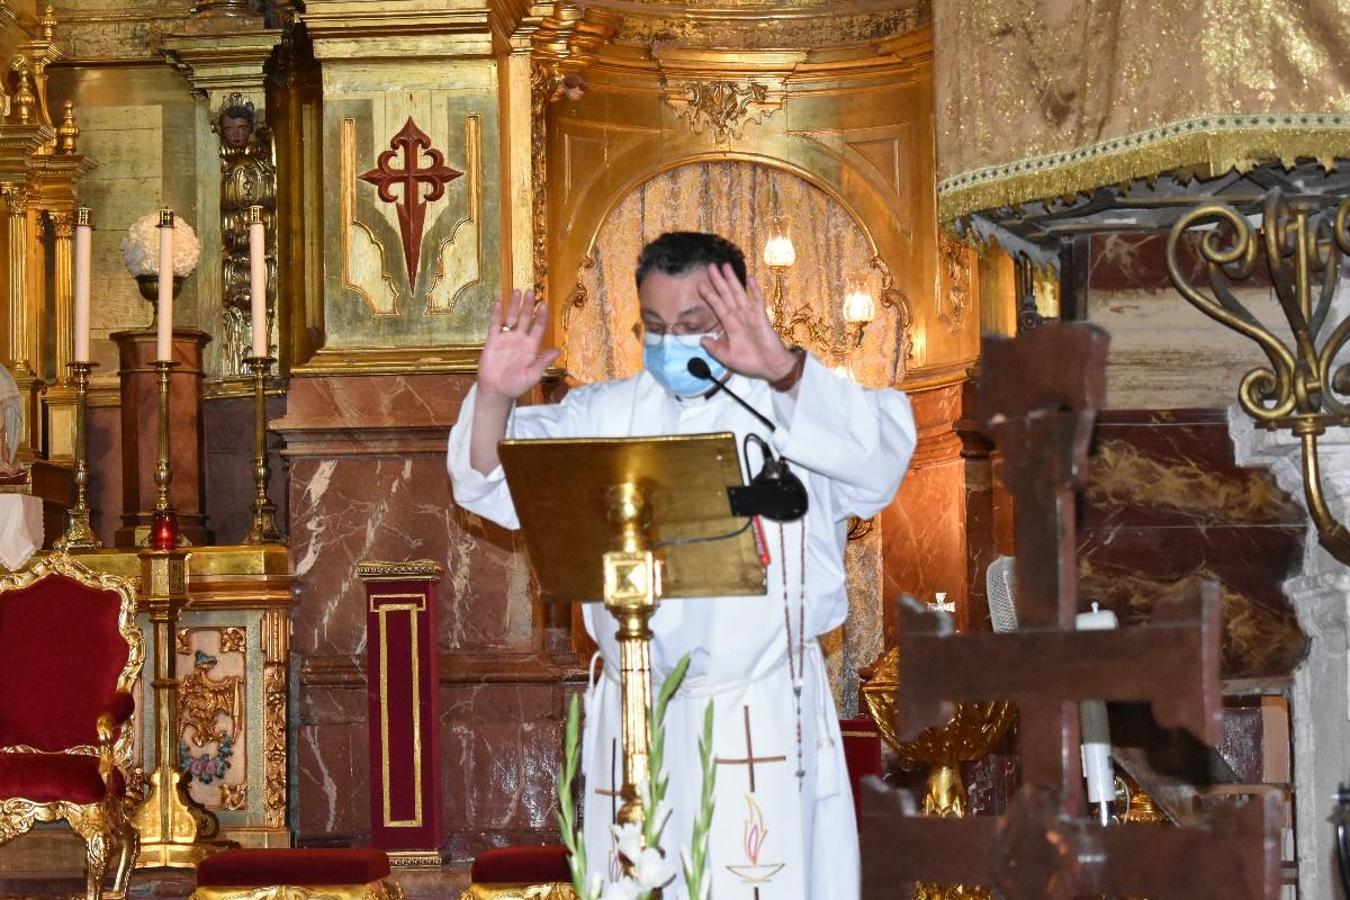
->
xmin=4 ymin=186 xmax=29 ymax=372
xmin=39 ymin=100 xmax=97 ymax=461
xmin=50 ymin=210 xmax=74 ymax=381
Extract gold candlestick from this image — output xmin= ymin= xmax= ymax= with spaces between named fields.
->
xmin=243 ymin=355 xmax=281 ymax=544
xmin=131 ymin=548 xmax=227 ymax=868
xmin=54 ymin=360 xmax=101 ymax=550
xmin=153 ymin=360 xmax=175 ymax=513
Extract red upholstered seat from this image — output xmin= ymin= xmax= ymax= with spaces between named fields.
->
xmin=0 ymin=751 xmax=126 ymax=805
xmin=471 ymin=844 xmax=571 ymax=884
xmin=0 ymin=573 xmax=133 ymax=752
xmin=196 ymin=849 xmax=393 ymax=887
xmin=0 ymin=555 xmax=144 ymax=900
xmin=839 ymin=716 xmax=884 ymax=827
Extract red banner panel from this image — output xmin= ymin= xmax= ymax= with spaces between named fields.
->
xmin=357 ymin=561 xmax=444 ymax=865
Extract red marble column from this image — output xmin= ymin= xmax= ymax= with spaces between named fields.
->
xmin=880 ymin=380 xmax=969 ymax=643
xmin=358 ymin=562 xmax=445 ymax=866
xmin=111 ymin=329 xmax=212 ymax=546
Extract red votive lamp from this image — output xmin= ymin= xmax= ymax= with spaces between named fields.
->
xmin=150 ymin=510 xmax=178 ymax=551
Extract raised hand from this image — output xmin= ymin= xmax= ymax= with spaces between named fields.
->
xmin=477 ymin=289 xmax=560 ymax=402
xmin=697 ymin=263 xmax=797 ymax=383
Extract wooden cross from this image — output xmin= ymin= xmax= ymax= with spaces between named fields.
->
xmin=715 ymin=705 xmax=786 ymax=793
xmin=358 ymin=116 xmax=462 ymax=291
xmin=861 ymin=323 xmax=1283 ymax=900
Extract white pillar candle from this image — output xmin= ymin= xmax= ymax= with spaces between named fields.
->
xmin=248 ymin=206 xmax=267 ymax=359
xmin=73 ymin=208 xmax=92 ymax=363
xmin=156 ymin=209 xmax=174 ymax=363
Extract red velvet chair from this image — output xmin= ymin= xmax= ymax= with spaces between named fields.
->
xmin=0 ymin=552 xmax=145 ymax=899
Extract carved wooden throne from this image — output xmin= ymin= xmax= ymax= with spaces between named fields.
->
xmin=0 ymin=552 xmax=145 ymax=899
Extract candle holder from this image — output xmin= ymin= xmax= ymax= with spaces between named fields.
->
xmin=143 ymin=359 xmax=185 ymax=549
xmin=243 ymin=355 xmax=282 ymax=545
xmin=54 ymin=361 xmax=102 ymax=551
xmin=153 ymin=360 xmax=176 ymax=513
xmin=131 ymin=547 xmax=228 ymax=868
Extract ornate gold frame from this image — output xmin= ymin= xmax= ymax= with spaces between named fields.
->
xmin=0 ymin=551 xmax=145 ymax=899
xmin=191 ymin=881 xmax=406 ymax=900
xmin=459 ymin=885 xmax=578 ymax=900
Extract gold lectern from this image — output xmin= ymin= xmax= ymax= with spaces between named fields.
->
xmin=499 ymin=432 xmax=765 ymax=833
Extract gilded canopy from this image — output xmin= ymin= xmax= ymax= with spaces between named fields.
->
xmin=936 ymin=0 xmax=1350 ymax=228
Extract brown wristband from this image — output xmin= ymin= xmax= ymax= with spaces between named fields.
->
xmin=770 ymin=346 xmax=807 ymax=392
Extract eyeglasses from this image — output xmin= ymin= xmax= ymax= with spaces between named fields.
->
xmin=635 ymin=319 xmax=720 ymax=338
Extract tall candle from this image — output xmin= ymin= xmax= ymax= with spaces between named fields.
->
xmin=73 ymin=207 xmax=92 ymax=363
xmin=248 ymin=206 xmax=267 ymax=359
xmin=156 ymin=209 xmax=173 ymax=362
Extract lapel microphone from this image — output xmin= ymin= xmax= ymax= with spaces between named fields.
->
xmin=687 ymin=357 xmax=809 ymax=522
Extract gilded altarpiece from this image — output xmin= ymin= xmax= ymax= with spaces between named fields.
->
xmin=314 ymin=80 xmax=500 ymax=365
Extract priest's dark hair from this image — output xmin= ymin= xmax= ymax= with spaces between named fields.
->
xmin=635 ymin=232 xmax=747 ymax=289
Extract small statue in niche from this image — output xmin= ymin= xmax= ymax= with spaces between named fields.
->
xmin=0 ymin=367 xmax=24 ymax=482
xmin=215 ymin=94 xmax=277 ymax=377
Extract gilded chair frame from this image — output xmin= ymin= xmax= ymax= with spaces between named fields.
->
xmin=192 ymin=882 xmax=407 ymax=900
xmin=0 ymin=551 xmax=146 ymax=899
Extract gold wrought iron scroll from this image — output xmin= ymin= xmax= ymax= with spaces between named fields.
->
xmin=1167 ymin=189 xmax=1350 ymax=564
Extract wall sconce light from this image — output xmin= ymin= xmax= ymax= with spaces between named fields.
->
xmin=842 ymin=274 xmax=877 ymax=327
xmin=764 ymin=215 xmax=797 ymax=333
xmin=759 ymin=217 xmax=909 ymax=379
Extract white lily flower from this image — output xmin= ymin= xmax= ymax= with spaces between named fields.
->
xmin=599 ymin=876 xmax=640 ymax=900
xmin=611 ymin=820 xmax=644 ymax=864
xmin=633 ymin=846 xmax=676 ymax=890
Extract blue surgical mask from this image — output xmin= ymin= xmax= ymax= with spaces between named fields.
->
xmin=642 ymin=333 xmax=727 ymax=397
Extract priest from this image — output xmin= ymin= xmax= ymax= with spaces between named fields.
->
xmin=447 ymin=232 xmax=916 ymax=899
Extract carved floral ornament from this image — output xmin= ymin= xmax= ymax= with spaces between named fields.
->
xmin=662 ymin=79 xmax=785 ymax=143
xmin=937 ymin=231 xmax=972 ymax=333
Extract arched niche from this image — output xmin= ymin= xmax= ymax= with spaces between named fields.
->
xmin=559 ymin=159 xmax=909 ymax=389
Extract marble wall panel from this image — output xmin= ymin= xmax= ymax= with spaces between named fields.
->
xmin=879 ymin=382 xmax=968 ymax=645
xmin=1079 ymin=409 xmax=1306 ymax=679
xmin=87 ymin=404 xmax=122 ymax=547
xmin=440 ymin=680 xmax=582 ymax=858
xmin=280 ymin=372 xmax=584 ymax=849
xmin=204 ymin=395 xmax=288 ymax=546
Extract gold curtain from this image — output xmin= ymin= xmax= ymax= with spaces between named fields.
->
xmin=936 ymin=0 xmax=1350 ymax=225
xmin=561 ymin=162 xmax=905 ymax=390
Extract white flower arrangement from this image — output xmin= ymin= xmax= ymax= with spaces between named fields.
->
xmin=558 ymin=654 xmax=716 ymax=900
xmin=120 ymin=211 xmax=202 ymax=279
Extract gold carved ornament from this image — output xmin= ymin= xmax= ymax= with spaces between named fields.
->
xmin=662 ymin=80 xmax=782 ymax=144
xmin=1167 ymin=190 xmax=1350 ymax=565
xmin=0 ymin=551 xmax=146 ymax=898
xmin=459 ymin=885 xmax=579 ymax=900
xmin=263 ymin=661 xmax=287 ymax=828
xmin=215 ymin=92 xmax=278 ymax=379
xmin=530 ymin=3 xmax=622 ymax=299
xmin=191 ymin=883 xmax=406 ymax=900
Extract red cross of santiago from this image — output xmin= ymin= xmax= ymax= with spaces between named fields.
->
xmin=359 ymin=117 xmax=462 ymax=292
